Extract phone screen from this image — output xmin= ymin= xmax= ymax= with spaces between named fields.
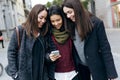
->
xmin=51 ymin=50 xmax=60 ymax=55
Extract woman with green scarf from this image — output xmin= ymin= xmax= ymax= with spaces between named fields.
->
xmin=48 ymin=5 xmax=81 ymax=80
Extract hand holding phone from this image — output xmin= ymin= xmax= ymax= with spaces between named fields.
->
xmin=50 ymin=50 xmax=61 ymax=61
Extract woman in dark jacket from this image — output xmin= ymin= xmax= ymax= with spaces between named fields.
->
xmin=62 ymin=0 xmax=118 ymax=80
xmin=6 ymin=4 xmax=56 ymax=80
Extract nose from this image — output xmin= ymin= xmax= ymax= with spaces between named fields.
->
xmin=54 ymin=22 xmax=58 ymax=26
xmin=67 ymin=14 xmax=71 ymax=18
xmin=42 ymin=18 xmax=46 ymax=23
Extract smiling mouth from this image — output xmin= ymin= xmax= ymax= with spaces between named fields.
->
xmin=39 ymin=23 xmax=43 ymax=26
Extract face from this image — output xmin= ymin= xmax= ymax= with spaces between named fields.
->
xmin=63 ymin=6 xmax=75 ymax=22
xmin=50 ymin=14 xmax=63 ymax=29
xmin=38 ymin=10 xmax=47 ymax=28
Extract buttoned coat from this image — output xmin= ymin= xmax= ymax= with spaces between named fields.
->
xmin=73 ymin=16 xmax=118 ymax=80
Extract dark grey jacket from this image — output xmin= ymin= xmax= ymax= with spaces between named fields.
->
xmin=6 ymin=25 xmax=56 ymax=80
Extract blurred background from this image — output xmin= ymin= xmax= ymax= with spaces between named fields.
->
xmin=0 ymin=0 xmax=120 ymax=40
xmin=0 ymin=0 xmax=120 ymax=80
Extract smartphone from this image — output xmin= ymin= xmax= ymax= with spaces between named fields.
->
xmin=51 ymin=50 xmax=60 ymax=55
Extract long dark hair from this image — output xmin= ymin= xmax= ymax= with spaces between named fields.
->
xmin=62 ymin=0 xmax=93 ymax=40
xmin=48 ymin=5 xmax=70 ymax=32
xmin=22 ymin=4 xmax=48 ymax=36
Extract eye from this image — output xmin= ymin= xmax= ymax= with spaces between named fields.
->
xmin=68 ymin=11 xmax=72 ymax=14
xmin=38 ymin=16 xmax=43 ymax=19
xmin=51 ymin=20 xmax=54 ymax=23
xmin=56 ymin=19 xmax=60 ymax=22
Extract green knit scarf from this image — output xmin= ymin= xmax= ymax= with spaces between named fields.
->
xmin=52 ymin=28 xmax=69 ymax=44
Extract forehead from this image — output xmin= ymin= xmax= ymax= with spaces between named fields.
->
xmin=50 ymin=14 xmax=62 ymax=19
xmin=38 ymin=10 xmax=47 ymax=16
xmin=63 ymin=6 xmax=73 ymax=12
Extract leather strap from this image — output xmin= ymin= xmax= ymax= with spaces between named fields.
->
xmin=15 ymin=27 xmax=20 ymax=49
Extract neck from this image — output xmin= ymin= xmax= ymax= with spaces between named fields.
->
xmin=33 ymin=31 xmax=40 ymax=38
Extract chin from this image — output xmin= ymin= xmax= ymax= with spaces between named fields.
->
xmin=72 ymin=19 xmax=75 ymax=22
xmin=38 ymin=26 xmax=42 ymax=28
xmin=57 ymin=27 xmax=61 ymax=30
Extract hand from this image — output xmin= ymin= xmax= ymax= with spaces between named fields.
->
xmin=49 ymin=53 xmax=61 ymax=61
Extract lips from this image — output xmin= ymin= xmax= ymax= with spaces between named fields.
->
xmin=39 ymin=22 xmax=44 ymax=26
xmin=38 ymin=23 xmax=42 ymax=28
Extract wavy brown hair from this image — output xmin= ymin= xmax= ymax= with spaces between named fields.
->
xmin=62 ymin=0 xmax=93 ymax=40
xmin=22 ymin=4 xmax=48 ymax=37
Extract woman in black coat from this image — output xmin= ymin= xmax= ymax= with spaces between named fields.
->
xmin=6 ymin=4 xmax=56 ymax=80
xmin=62 ymin=0 xmax=118 ymax=80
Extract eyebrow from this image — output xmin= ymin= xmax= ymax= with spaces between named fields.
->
xmin=38 ymin=16 xmax=46 ymax=18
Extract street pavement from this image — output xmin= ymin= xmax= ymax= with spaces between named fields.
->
xmin=0 ymin=28 xmax=120 ymax=80
xmin=0 ymin=40 xmax=12 ymax=80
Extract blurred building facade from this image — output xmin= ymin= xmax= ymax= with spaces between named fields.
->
xmin=23 ymin=0 xmax=32 ymax=18
xmin=88 ymin=0 xmax=120 ymax=28
xmin=110 ymin=0 xmax=120 ymax=28
xmin=0 ymin=0 xmax=32 ymax=39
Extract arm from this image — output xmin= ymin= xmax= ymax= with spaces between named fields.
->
xmin=6 ymin=29 xmax=19 ymax=78
xmin=45 ymin=34 xmax=61 ymax=62
xmin=96 ymin=21 xmax=118 ymax=79
xmin=44 ymin=34 xmax=56 ymax=62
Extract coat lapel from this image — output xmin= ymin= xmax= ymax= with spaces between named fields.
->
xmin=84 ymin=32 xmax=91 ymax=46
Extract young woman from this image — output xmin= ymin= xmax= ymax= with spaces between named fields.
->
xmin=6 ymin=4 xmax=56 ymax=80
xmin=48 ymin=5 xmax=81 ymax=80
xmin=62 ymin=0 xmax=118 ymax=80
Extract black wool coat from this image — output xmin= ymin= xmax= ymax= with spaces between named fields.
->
xmin=73 ymin=16 xmax=118 ymax=80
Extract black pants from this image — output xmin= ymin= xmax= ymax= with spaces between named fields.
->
xmin=0 ymin=40 xmax=4 ymax=48
xmin=78 ymin=64 xmax=91 ymax=80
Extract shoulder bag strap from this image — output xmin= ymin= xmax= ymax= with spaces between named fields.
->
xmin=15 ymin=27 xmax=20 ymax=49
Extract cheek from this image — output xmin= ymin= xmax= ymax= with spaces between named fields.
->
xmin=60 ymin=20 xmax=63 ymax=25
xmin=72 ymin=13 xmax=75 ymax=17
xmin=51 ymin=22 xmax=54 ymax=26
xmin=38 ymin=18 xmax=40 ymax=22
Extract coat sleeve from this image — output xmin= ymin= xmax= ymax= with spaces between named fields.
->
xmin=44 ymin=34 xmax=56 ymax=80
xmin=96 ymin=21 xmax=118 ymax=79
xmin=5 ymin=28 xmax=19 ymax=78
xmin=45 ymin=34 xmax=57 ymax=62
